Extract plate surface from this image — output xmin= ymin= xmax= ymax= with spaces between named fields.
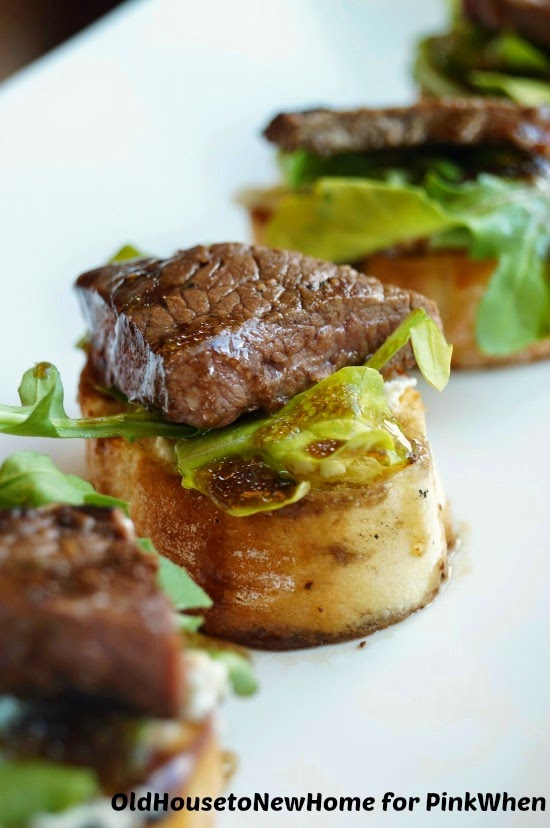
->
xmin=0 ymin=1 xmax=548 ymax=825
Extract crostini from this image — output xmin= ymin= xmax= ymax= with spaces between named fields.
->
xmin=0 ymin=244 xmax=453 ymax=649
xmin=0 ymin=451 xmax=255 ymax=827
xmin=243 ymin=100 xmax=550 ymax=367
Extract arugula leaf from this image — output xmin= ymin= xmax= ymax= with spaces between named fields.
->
xmin=469 ymin=71 xmax=550 ymax=105
xmin=203 ymin=649 xmax=259 ymax=696
xmin=0 ymin=452 xmax=128 ymax=511
xmin=110 ymin=244 xmax=148 ymax=262
xmin=429 ymin=173 xmax=550 ymax=354
xmin=137 ymin=537 xmax=212 ymax=628
xmin=279 ymin=148 xmax=387 ymax=189
xmin=414 ymin=19 xmax=550 ymax=104
xmin=366 ymin=309 xmax=452 ymax=390
xmin=0 ymin=761 xmax=98 ymax=827
xmin=414 ymin=34 xmax=469 ymax=97
xmin=485 ymin=32 xmax=550 ymax=73
xmin=0 ymin=362 xmax=197 ymax=441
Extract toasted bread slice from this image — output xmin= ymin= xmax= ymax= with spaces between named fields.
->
xmin=249 ymin=206 xmax=550 ymax=369
xmin=79 ymin=362 xmax=452 ymax=650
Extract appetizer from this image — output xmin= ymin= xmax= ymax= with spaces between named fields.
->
xmin=0 ymin=244 xmax=453 ymax=650
xmin=0 ymin=451 xmax=255 ymax=827
xmin=415 ymin=0 xmax=550 ymax=104
xmin=244 ymin=100 xmax=550 ymax=367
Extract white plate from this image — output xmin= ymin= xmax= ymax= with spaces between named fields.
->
xmin=0 ymin=1 xmax=549 ymax=825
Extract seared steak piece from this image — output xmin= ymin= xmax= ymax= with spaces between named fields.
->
xmin=264 ymin=99 xmax=550 ymax=157
xmin=76 ymin=243 xmax=439 ymax=428
xmin=463 ymin=0 xmax=550 ymax=51
xmin=0 ymin=505 xmax=182 ymax=718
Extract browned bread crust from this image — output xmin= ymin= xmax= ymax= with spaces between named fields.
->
xmin=79 ymin=362 xmax=452 ymax=650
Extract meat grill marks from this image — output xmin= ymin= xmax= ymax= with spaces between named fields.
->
xmin=263 ymin=98 xmax=550 ymax=157
xmin=0 ymin=505 xmax=182 ymax=718
xmin=76 ymin=243 xmax=440 ymax=429
xmin=463 ymin=0 xmax=550 ymax=51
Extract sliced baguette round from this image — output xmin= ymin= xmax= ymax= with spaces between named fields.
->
xmin=249 ymin=205 xmax=550 ymax=369
xmin=79 ymin=363 xmax=452 ymax=650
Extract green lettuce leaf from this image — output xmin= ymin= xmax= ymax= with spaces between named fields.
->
xmin=0 ymin=761 xmax=98 ymax=827
xmin=279 ymin=148 xmax=390 ymax=189
xmin=175 ymin=366 xmax=415 ymax=516
xmin=0 ymin=451 xmax=128 ymax=511
xmin=414 ymin=20 xmax=550 ymax=104
xmin=203 ymin=649 xmax=259 ymax=696
xmin=469 ymin=71 xmax=550 ymax=105
xmin=414 ymin=34 xmax=470 ymax=97
xmin=366 ymin=308 xmax=452 ymax=391
xmin=485 ymin=32 xmax=550 ymax=73
xmin=266 ymin=174 xmax=550 ymax=355
xmin=137 ymin=537 xmax=212 ymax=631
xmin=428 ymin=173 xmax=550 ymax=354
xmin=0 ymin=362 xmax=197 ymax=440
xmin=110 ymin=243 xmax=148 ymax=262
xmin=266 ymin=177 xmax=452 ymax=262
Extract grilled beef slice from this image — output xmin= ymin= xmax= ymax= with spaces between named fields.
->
xmin=264 ymin=98 xmax=550 ymax=157
xmin=0 ymin=505 xmax=182 ymax=718
xmin=463 ymin=0 xmax=550 ymax=51
xmin=76 ymin=243 xmax=439 ymax=428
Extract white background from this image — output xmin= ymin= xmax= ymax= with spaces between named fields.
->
xmin=0 ymin=1 xmax=548 ymax=825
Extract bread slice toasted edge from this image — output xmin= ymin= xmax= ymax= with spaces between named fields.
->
xmin=80 ymin=362 xmax=453 ymax=650
xmin=248 ymin=206 xmax=550 ymax=370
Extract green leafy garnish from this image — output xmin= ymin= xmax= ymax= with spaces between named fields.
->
xmin=279 ymin=148 xmax=388 ymax=188
xmin=429 ymin=173 xmax=550 ymax=354
xmin=203 ymin=649 xmax=259 ymax=696
xmin=0 ymin=362 xmax=196 ymax=440
xmin=110 ymin=244 xmax=148 ymax=262
xmin=469 ymin=71 xmax=550 ymax=105
xmin=0 ymin=761 xmax=98 ymax=827
xmin=414 ymin=18 xmax=550 ymax=104
xmin=414 ymin=33 xmax=468 ymax=97
xmin=0 ymin=451 xmax=128 ymax=511
xmin=366 ymin=309 xmax=452 ymax=390
xmin=174 ymin=323 xmax=446 ymax=515
xmin=266 ymin=176 xmax=452 ymax=262
xmin=265 ymin=173 xmax=550 ymax=356
xmin=137 ymin=538 xmax=212 ymax=632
